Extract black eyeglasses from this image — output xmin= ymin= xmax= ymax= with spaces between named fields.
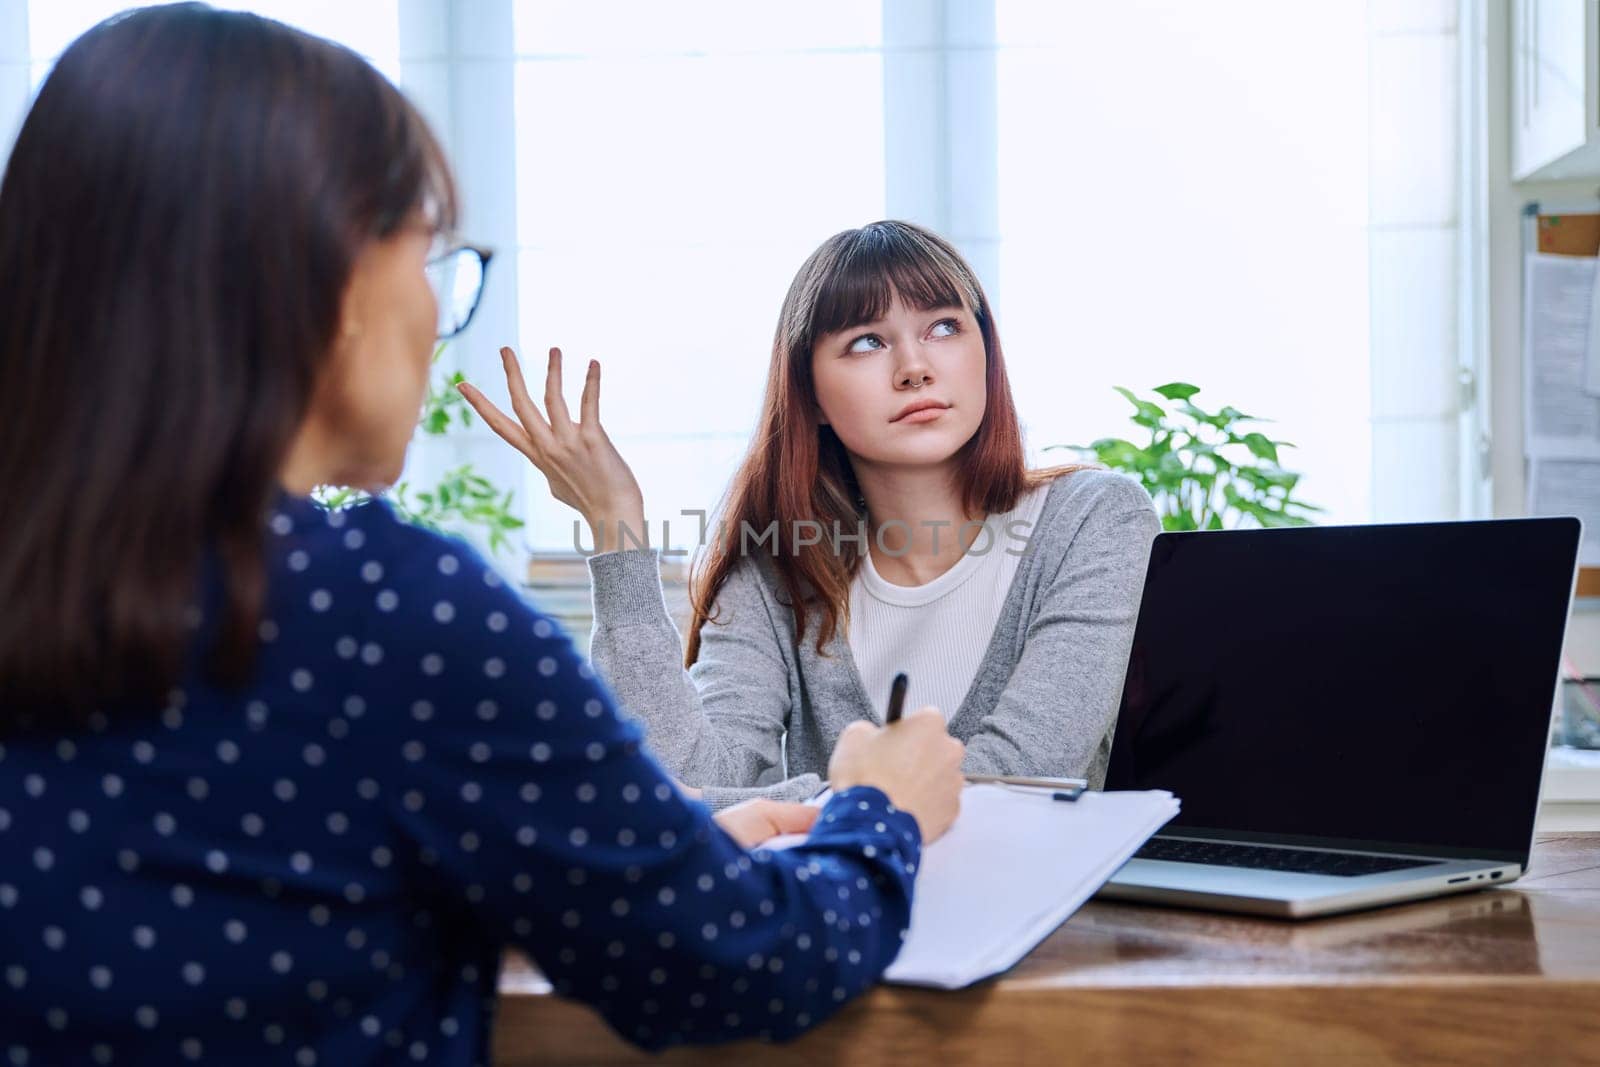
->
xmin=425 ymin=241 xmax=494 ymax=340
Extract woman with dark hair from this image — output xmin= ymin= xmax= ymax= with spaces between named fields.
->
xmin=464 ymin=221 xmax=1162 ymax=809
xmin=0 ymin=6 xmax=966 ymax=1063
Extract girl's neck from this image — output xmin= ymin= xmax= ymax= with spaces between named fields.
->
xmin=854 ymin=462 xmax=986 ymax=588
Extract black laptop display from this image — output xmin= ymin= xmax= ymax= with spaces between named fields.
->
xmin=1104 ymin=518 xmax=1582 ymax=868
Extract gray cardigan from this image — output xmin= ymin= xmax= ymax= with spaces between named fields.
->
xmin=585 ymin=469 xmax=1161 ymax=809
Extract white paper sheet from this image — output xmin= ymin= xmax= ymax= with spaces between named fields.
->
xmin=1524 ymin=253 xmax=1600 ymax=459
xmin=1529 ymin=459 xmax=1600 ymax=567
xmin=767 ymin=785 xmax=1179 ymax=989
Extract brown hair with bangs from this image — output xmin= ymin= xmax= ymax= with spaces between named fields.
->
xmin=684 ymin=220 xmax=1084 ymax=666
xmin=0 ymin=3 xmax=457 ymax=728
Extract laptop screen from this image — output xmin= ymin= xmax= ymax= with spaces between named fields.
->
xmin=1104 ymin=518 xmax=1580 ymax=863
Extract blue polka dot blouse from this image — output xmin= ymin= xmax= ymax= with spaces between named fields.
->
xmin=0 ymin=490 xmax=922 ymax=1064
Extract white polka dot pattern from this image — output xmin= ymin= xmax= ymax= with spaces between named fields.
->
xmin=0 ymin=491 xmax=921 ymax=1060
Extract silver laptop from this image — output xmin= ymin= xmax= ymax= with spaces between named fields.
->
xmin=1099 ymin=517 xmax=1582 ymax=919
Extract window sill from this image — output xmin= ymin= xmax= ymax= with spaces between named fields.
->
xmin=522 ymin=551 xmax=691 ymax=660
xmin=1542 ymin=747 xmax=1600 ymax=830
xmin=1547 ymin=746 xmax=1600 ymax=800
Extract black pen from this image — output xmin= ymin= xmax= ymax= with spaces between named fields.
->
xmin=885 ymin=672 xmax=908 ymax=724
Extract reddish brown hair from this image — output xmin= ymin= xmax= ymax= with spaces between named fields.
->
xmin=685 ymin=220 xmax=1083 ymax=666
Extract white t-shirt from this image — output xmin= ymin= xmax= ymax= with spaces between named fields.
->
xmin=847 ymin=484 xmax=1051 ymax=722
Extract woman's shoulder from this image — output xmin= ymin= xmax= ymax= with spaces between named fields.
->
xmin=268 ymin=490 xmax=533 ymax=639
xmin=273 ymin=491 xmax=484 ymax=571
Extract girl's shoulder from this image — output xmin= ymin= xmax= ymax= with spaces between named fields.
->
xmin=1021 ymin=468 xmax=1159 ymax=566
xmin=721 ymin=550 xmax=796 ymax=620
xmin=1036 ymin=466 xmax=1156 ymax=523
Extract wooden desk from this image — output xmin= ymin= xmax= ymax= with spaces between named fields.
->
xmin=494 ymin=833 xmax=1600 ymax=1065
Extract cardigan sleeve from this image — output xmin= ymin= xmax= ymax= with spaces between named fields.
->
xmin=584 ymin=548 xmax=823 ymax=804
xmin=960 ymin=474 xmax=1161 ymax=782
xmin=372 ymin=533 xmax=917 ymax=1050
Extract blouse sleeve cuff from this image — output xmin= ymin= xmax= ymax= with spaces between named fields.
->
xmin=813 ymin=785 xmax=923 ymax=863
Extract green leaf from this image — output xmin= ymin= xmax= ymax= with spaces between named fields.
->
xmin=1086 ymin=437 xmax=1145 ymax=470
xmin=1152 ymin=382 xmax=1201 ymax=401
xmin=1135 ymin=398 xmax=1168 ymax=423
xmin=1241 ymin=432 xmax=1279 ymax=463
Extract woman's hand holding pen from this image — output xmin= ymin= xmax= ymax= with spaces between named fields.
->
xmin=457 ymin=346 xmax=646 ymax=553
xmin=827 ymin=706 xmax=964 ymax=845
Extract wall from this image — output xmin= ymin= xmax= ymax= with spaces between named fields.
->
xmin=1484 ymin=1 xmax=1600 ymax=678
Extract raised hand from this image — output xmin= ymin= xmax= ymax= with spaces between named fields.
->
xmin=457 ymin=346 xmax=646 ymax=553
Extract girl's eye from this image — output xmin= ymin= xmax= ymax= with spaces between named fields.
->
xmin=847 ymin=334 xmax=883 ymax=354
xmin=930 ymin=318 xmax=959 ymax=338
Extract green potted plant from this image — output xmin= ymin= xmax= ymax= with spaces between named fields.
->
xmin=1048 ymin=382 xmax=1322 ymax=531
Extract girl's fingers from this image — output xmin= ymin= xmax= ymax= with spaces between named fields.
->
xmin=543 ymin=346 xmax=575 ymax=433
xmin=710 ymin=801 xmax=776 ymax=849
xmin=758 ymin=801 xmax=820 ymax=837
xmin=579 ymin=359 xmax=601 ymax=428
xmin=456 ymin=381 xmax=536 ymax=462
xmin=498 ymin=346 xmax=554 ymax=451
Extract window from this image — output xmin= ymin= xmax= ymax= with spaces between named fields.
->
xmin=2 ymin=1 xmax=1472 ymax=560
xmin=2 ymin=3 xmax=403 ymax=189
xmin=994 ymin=2 xmax=1374 ymax=524
xmin=23 ymin=1 xmax=402 ymax=88
xmin=499 ymin=1 xmax=1467 ymax=547
xmin=508 ymin=1 xmax=887 ymax=550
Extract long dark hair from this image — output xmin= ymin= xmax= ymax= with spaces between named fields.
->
xmin=0 ymin=4 xmax=456 ymax=727
xmin=685 ymin=220 xmax=1084 ymax=666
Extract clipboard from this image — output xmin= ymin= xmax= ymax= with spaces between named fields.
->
xmin=1522 ymin=202 xmax=1600 ymax=597
xmin=764 ymin=784 xmax=1180 ymax=989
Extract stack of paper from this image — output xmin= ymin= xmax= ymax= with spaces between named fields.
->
xmin=880 ymin=785 xmax=1179 ymax=989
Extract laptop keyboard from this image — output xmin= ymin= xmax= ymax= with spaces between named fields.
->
xmin=1132 ymin=837 xmax=1443 ymax=877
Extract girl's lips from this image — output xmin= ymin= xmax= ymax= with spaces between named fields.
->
xmin=895 ymin=406 xmax=947 ymax=424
